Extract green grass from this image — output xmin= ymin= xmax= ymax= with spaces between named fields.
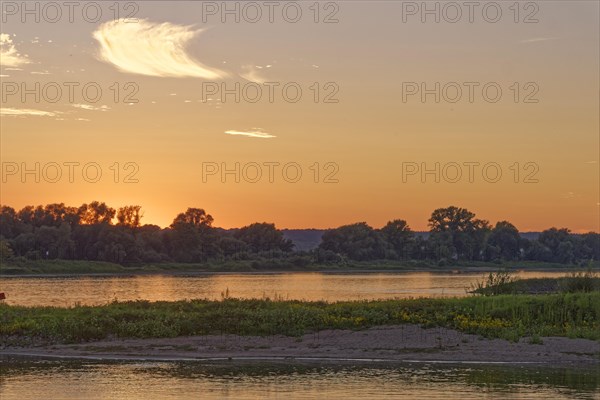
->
xmin=1 ymin=293 xmax=598 ymax=345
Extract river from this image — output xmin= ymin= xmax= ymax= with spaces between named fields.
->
xmin=1 ymin=359 xmax=598 ymax=399
xmin=1 ymin=271 xmax=569 ymax=307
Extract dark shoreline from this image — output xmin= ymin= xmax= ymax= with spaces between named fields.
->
xmin=3 ymin=258 xmax=593 ymax=277
xmin=0 ymin=266 xmax=590 ymax=279
xmin=1 ymin=353 xmax=596 ymax=369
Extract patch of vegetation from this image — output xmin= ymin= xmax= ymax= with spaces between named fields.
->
xmin=528 ymin=334 xmax=544 ymax=345
xmin=470 ymin=270 xmax=517 ymax=295
xmin=471 ymin=269 xmax=600 ymax=295
xmin=1 ymin=293 xmax=598 ymax=345
xmin=563 ymin=269 xmax=600 ymax=293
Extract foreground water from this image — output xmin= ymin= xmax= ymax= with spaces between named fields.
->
xmin=1 ymin=271 xmax=568 ymax=307
xmin=1 ymin=359 xmax=598 ymax=399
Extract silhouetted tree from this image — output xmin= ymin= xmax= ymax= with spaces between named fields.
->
xmin=486 ymin=221 xmax=522 ymax=261
xmin=0 ymin=206 xmax=20 ymax=238
xmin=78 ymin=202 xmax=115 ymax=225
xmin=319 ymin=222 xmax=387 ymax=261
xmin=380 ymin=219 xmax=415 ymax=259
xmin=0 ymin=238 xmax=14 ymax=261
xmin=117 ymin=205 xmax=143 ymax=228
xmin=171 ymin=208 xmax=213 ymax=228
xmin=217 ymin=236 xmax=250 ymax=259
xmin=234 ymin=223 xmax=294 ymax=253
xmin=34 ymin=224 xmax=75 ymax=259
xmin=538 ymin=228 xmax=573 ymax=263
xmin=573 ymin=232 xmax=600 ymax=262
xmin=428 ymin=206 xmax=490 ymax=260
xmin=168 ymin=208 xmax=218 ymax=262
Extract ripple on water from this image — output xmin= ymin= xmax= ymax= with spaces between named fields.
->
xmin=1 ymin=360 xmax=599 ymax=400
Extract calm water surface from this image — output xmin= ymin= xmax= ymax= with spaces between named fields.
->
xmin=1 ymin=271 xmax=568 ymax=307
xmin=1 ymin=360 xmax=598 ymax=400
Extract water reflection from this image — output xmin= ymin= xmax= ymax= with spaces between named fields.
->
xmin=1 ymin=359 xmax=598 ymax=399
xmin=1 ymin=271 xmax=570 ymax=307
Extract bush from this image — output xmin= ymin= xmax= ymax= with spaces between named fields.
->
xmin=562 ymin=268 xmax=599 ymax=293
xmin=471 ymin=270 xmax=516 ymax=296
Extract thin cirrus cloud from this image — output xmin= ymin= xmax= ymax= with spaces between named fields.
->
xmin=72 ymin=104 xmax=110 ymax=111
xmin=0 ymin=33 xmax=30 ymax=68
xmin=240 ymin=65 xmax=268 ymax=84
xmin=520 ymin=37 xmax=557 ymax=44
xmin=1 ymin=108 xmax=57 ymax=117
xmin=224 ymin=129 xmax=276 ymax=139
xmin=93 ymin=19 xmax=226 ymax=79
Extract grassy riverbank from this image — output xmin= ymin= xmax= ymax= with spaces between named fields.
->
xmin=0 ymin=259 xmax=590 ymax=276
xmin=1 ymin=292 xmax=598 ymax=345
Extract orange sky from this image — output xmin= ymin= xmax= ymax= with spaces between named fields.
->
xmin=1 ymin=1 xmax=598 ymax=232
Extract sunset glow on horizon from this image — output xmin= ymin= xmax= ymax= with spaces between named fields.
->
xmin=1 ymin=1 xmax=598 ymax=233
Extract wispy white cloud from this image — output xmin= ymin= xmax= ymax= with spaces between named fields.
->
xmin=72 ymin=104 xmax=110 ymax=111
xmin=224 ymin=129 xmax=276 ymax=139
xmin=240 ymin=65 xmax=268 ymax=84
xmin=520 ymin=37 xmax=556 ymax=44
xmin=93 ymin=19 xmax=226 ymax=79
xmin=561 ymin=191 xmax=581 ymax=199
xmin=0 ymin=33 xmax=30 ymax=68
xmin=1 ymin=107 xmax=57 ymax=117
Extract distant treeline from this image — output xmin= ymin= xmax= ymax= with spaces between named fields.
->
xmin=0 ymin=202 xmax=598 ymax=266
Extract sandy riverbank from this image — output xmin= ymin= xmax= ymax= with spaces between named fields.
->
xmin=3 ymin=325 xmax=599 ymax=367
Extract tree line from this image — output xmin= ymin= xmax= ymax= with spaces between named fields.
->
xmin=0 ymin=203 xmax=598 ymax=266
xmin=318 ymin=208 xmax=598 ymax=265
